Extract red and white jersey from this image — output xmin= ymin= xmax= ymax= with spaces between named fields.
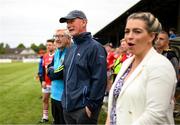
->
xmin=42 ymin=53 xmax=54 ymax=86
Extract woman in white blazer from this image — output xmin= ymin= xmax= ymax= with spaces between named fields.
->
xmin=106 ymin=12 xmax=177 ymax=125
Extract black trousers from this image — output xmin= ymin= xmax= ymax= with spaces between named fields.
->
xmin=63 ymin=106 xmax=101 ymax=124
xmin=51 ymin=98 xmax=65 ymax=124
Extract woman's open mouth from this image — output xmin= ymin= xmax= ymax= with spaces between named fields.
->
xmin=127 ymin=43 xmax=135 ymax=46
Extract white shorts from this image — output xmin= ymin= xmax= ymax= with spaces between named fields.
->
xmin=42 ymin=85 xmax=51 ymax=93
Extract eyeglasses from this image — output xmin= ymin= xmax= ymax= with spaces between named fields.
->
xmin=53 ymin=35 xmax=65 ymax=40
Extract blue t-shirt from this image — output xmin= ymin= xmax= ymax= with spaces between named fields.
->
xmin=51 ymin=48 xmax=66 ymax=101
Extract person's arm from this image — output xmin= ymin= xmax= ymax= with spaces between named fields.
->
xmin=41 ymin=58 xmax=45 ymax=82
xmin=41 ymin=56 xmax=46 ymax=88
xmin=132 ymin=65 xmax=176 ymax=125
xmin=86 ymin=44 xmax=107 ymax=113
xmin=47 ymin=57 xmax=64 ymax=81
xmin=38 ymin=57 xmax=43 ymax=76
xmin=170 ymin=57 xmax=179 ymax=80
xmin=105 ymin=113 xmax=110 ymax=125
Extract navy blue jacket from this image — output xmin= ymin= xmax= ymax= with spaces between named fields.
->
xmin=62 ymin=32 xmax=107 ymax=112
xmin=38 ymin=56 xmax=43 ymax=82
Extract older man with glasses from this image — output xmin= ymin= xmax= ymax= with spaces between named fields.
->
xmin=47 ymin=29 xmax=71 ymax=124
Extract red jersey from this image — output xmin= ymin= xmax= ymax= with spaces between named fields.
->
xmin=121 ymin=53 xmax=128 ymax=63
xmin=42 ymin=53 xmax=54 ymax=86
xmin=107 ymin=51 xmax=115 ymax=70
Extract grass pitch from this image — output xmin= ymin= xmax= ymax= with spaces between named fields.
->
xmin=0 ymin=62 xmax=107 ymax=124
xmin=0 ymin=62 xmax=49 ymax=124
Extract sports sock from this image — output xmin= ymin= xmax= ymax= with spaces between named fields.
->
xmin=43 ymin=110 xmax=48 ymax=120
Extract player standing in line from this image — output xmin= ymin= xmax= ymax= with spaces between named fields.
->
xmin=39 ymin=39 xmax=55 ymax=123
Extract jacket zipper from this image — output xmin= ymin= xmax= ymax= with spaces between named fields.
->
xmin=83 ymin=86 xmax=87 ymax=104
xmin=65 ymin=45 xmax=77 ymax=110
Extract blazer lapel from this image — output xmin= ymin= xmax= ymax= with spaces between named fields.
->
xmin=119 ymin=61 xmax=144 ymax=97
xmin=118 ymin=47 xmax=155 ymax=98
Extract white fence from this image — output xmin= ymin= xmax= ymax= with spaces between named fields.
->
xmin=0 ymin=59 xmax=12 ymax=63
xmin=22 ymin=58 xmax=40 ymax=63
xmin=0 ymin=58 xmax=40 ymax=63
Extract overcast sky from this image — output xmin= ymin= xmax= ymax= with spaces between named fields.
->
xmin=0 ymin=0 xmax=139 ymax=48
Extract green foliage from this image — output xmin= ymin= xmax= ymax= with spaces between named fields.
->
xmin=0 ymin=43 xmax=10 ymax=54
xmin=30 ymin=43 xmax=39 ymax=53
xmin=5 ymin=43 xmax=10 ymax=49
xmin=0 ymin=42 xmax=46 ymax=54
xmin=0 ymin=43 xmax=5 ymax=54
xmin=17 ymin=43 xmax=26 ymax=49
xmin=39 ymin=43 xmax=46 ymax=51
xmin=31 ymin=43 xmax=46 ymax=53
xmin=0 ymin=43 xmax=4 ymax=48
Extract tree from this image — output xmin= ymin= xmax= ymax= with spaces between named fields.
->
xmin=0 ymin=43 xmax=4 ymax=48
xmin=17 ymin=43 xmax=26 ymax=49
xmin=5 ymin=43 xmax=10 ymax=49
xmin=0 ymin=43 xmax=5 ymax=54
xmin=30 ymin=43 xmax=39 ymax=53
xmin=39 ymin=43 xmax=46 ymax=51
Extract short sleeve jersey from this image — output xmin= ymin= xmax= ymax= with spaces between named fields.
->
xmin=43 ymin=53 xmax=54 ymax=86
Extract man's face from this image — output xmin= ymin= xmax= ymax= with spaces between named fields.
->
xmin=156 ymin=33 xmax=169 ymax=50
xmin=120 ymin=40 xmax=128 ymax=53
xmin=54 ymin=30 xmax=70 ymax=49
xmin=66 ymin=18 xmax=87 ymax=36
xmin=46 ymin=42 xmax=54 ymax=53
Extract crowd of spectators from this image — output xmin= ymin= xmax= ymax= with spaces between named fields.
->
xmin=36 ymin=10 xmax=180 ymax=125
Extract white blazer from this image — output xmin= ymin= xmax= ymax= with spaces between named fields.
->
xmin=108 ymin=48 xmax=177 ymax=125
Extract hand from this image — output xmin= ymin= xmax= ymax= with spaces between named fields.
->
xmin=85 ymin=106 xmax=91 ymax=118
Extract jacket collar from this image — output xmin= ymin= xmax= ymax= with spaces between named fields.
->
xmin=114 ymin=47 xmax=156 ymax=98
xmin=73 ymin=32 xmax=92 ymax=45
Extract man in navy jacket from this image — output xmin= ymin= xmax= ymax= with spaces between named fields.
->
xmin=59 ymin=10 xmax=107 ymax=124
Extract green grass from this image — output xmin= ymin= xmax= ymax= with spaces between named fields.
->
xmin=0 ymin=62 xmax=107 ymax=124
xmin=0 ymin=62 xmax=52 ymax=124
xmin=3 ymin=62 xmax=180 ymax=124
